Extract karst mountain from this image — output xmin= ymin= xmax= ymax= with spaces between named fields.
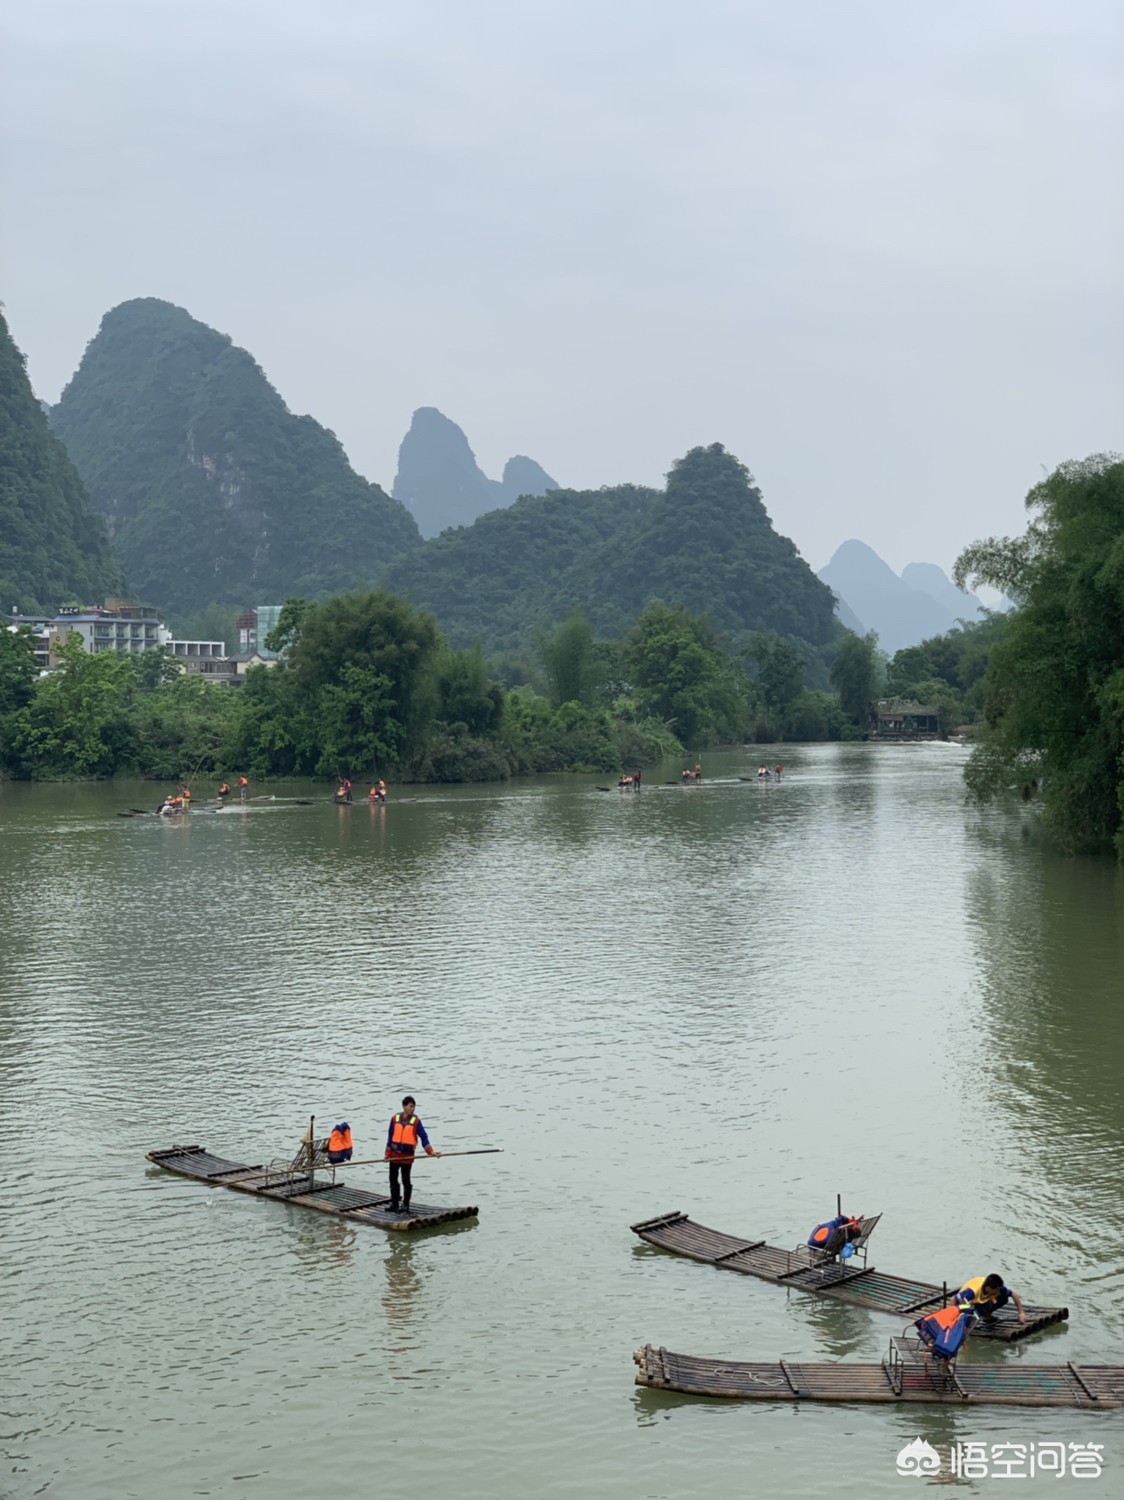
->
xmin=49 ymin=299 xmax=422 ymax=614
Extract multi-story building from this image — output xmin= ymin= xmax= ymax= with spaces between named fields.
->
xmin=50 ymin=600 xmax=168 ymax=658
xmin=234 ymin=606 xmax=283 ymax=660
xmin=10 ymin=600 xmax=273 ymax=684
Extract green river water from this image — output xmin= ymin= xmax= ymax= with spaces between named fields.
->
xmin=2 ymin=745 xmax=1121 ymax=1498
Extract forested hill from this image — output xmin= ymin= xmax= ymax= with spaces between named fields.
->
xmin=49 ymin=299 xmax=422 ymax=614
xmin=0 ymin=311 xmax=121 ymax=611
xmin=384 ymin=444 xmax=840 ymax=660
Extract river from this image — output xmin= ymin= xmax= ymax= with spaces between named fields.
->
xmin=2 ymin=745 xmax=1121 ymax=1498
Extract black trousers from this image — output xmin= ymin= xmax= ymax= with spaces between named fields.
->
xmin=388 ymin=1159 xmax=413 ymax=1207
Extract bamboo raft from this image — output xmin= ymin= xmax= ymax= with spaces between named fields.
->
xmin=634 ymin=1342 xmax=1124 ymax=1408
xmin=630 ymin=1212 xmax=1068 ymax=1341
xmin=147 ymin=1145 xmax=478 ymax=1232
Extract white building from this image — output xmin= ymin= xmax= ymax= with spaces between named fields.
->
xmin=50 ymin=601 xmax=168 ymax=657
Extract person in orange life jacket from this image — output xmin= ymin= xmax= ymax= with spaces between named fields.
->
xmin=238 ymin=775 xmax=249 ymax=802
xmin=955 ymin=1273 xmax=1026 ymax=1325
xmin=328 ymin=1123 xmax=353 ymax=1164
xmin=218 ymin=782 xmax=231 ymax=798
xmin=385 ymin=1096 xmax=439 ymax=1213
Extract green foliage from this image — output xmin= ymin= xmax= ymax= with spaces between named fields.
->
xmin=830 ymin=630 xmax=879 ymax=726
xmin=885 ymin=616 xmax=1006 ymax=713
xmin=0 ymin=627 xmax=38 ymax=767
xmin=130 ymin=645 xmax=180 ymax=692
xmin=1 ymin=580 xmax=866 ymax=784
xmin=538 ymin=611 xmax=602 ymax=709
xmin=749 ymin=633 xmax=805 ymax=722
xmin=49 ymin=299 xmax=421 ymax=616
xmin=7 ymin=635 xmax=135 ymax=776
xmin=0 ymin=627 xmax=37 ymax=716
xmin=500 ymin=688 xmax=677 ymax=774
xmin=784 ymin=690 xmax=847 ymax=742
xmin=434 ymin=645 xmax=505 ymax=737
xmin=246 ymin=592 xmax=442 ymax=777
xmin=385 ymin=443 xmax=841 ymax=675
xmin=956 ymin=454 xmax=1124 ymax=853
xmin=123 ymin=671 xmax=241 ymax=780
xmin=0 ymin=312 xmax=121 ymax=612
xmin=626 ymin=601 xmax=752 ymax=747
xmin=263 ymin=597 xmax=311 ymax=655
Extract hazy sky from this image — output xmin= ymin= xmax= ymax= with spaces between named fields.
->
xmin=3 ymin=0 xmax=1120 ymax=573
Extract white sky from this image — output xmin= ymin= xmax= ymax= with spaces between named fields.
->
xmin=3 ymin=0 xmax=1121 ymax=573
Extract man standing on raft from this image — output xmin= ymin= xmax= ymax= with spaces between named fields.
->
xmin=385 ymin=1095 xmax=439 ymax=1213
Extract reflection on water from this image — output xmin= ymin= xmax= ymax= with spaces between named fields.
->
xmin=3 ymin=748 xmax=1122 ymax=1500
xmin=790 ymin=1293 xmax=876 ymax=1361
xmin=382 ymin=1235 xmax=424 ymax=1333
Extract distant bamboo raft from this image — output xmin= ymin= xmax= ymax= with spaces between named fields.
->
xmin=147 ymin=1146 xmax=478 ymax=1232
xmin=630 ymin=1212 xmax=1068 ymax=1341
xmin=634 ymin=1343 xmax=1124 ymax=1408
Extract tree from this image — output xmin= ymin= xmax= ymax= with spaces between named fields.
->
xmin=0 ymin=627 xmax=37 ymax=717
xmin=955 ymin=454 xmax=1124 ymax=853
xmin=626 ymin=601 xmax=749 ymax=747
xmin=538 ymin=611 xmax=601 ymax=709
xmin=434 ymin=645 xmax=504 ymax=737
xmin=130 ymin=644 xmax=180 ymax=692
xmin=8 ymin=633 xmax=135 ymax=775
xmin=749 ymin=633 xmax=805 ymax=723
xmin=276 ymin=591 xmax=441 ymax=775
xmin=830 ymin=630 xmax=879 ymax=727
xmin=263 ymin=597 xmax=311 ymax=655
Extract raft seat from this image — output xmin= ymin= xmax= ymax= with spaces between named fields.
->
xmin=789 ymin=1212 xmax=882 ymax=1274
xmin=886 ymin=1333 xmax=968 ymax=1400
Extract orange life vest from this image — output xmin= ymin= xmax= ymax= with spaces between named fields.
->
xmin=391 ymin=1114 xmax=419 ymax=1150
xmin=810 ymin=1215 xmax=860 ymax=1246
xmin=328 ymin=1125 xmax=353 ymax=1161
xmin=929 ymin=1304 xmax=964 ymax=1332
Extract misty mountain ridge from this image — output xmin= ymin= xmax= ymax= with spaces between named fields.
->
xmin=49 ymin=298 xmax=421 ymax=615
xmin=819 ymin=540 xmax=986 ymax=654
xmin=385 ymin=442 xmax=841 ymax=667
xmin=392 ymin=406 xmax=558 ymax=538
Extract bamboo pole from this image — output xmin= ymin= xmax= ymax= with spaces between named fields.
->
xmin=329 ymin=1150 xmax=503 ymax=1168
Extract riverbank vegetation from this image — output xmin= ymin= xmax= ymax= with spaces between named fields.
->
xmin=955 ymin=454 xmax=1124 ymax=856
xmin=0 ymin=588 xmax=873 ymax=783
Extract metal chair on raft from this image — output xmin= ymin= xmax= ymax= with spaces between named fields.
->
xmin=886 ymin=1307 xmax=974 ymax=1400
xmin=782 ymin=1212 xmax=883 ymax=1282
xmin=254 ymin=1121 xmax=335 ymax=1192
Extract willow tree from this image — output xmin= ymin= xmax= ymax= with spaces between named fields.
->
xmin=955 ymin=454 xmax=1124 ymax=854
